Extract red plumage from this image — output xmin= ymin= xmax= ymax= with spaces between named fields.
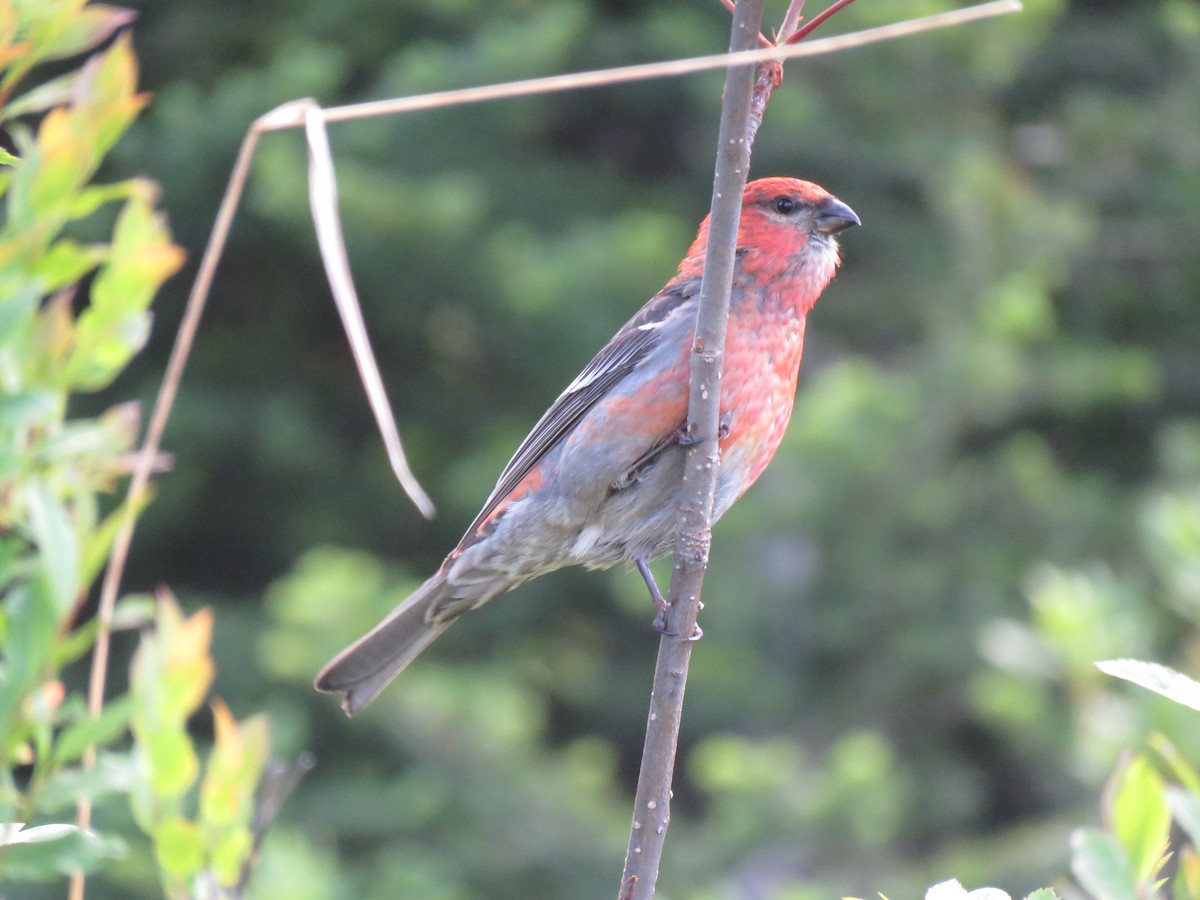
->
xmin=316 ymin=177 xmax=859 ymax=715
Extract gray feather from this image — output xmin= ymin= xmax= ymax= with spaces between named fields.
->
xmin=314 ymin=573 xmax=454 ymax=716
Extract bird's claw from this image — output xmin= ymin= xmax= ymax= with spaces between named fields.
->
xmin=652 ymin=611 xmax=676 ymax=636
xmin=638 ymin=558 xmax=704 ymax=639
xmin=650 ymin=614 xmax=702 ymax=642
xmin=651 ymin=616 xmax=703 ymax=641
xmin=676 ymin=411 xmax=733 ymax=446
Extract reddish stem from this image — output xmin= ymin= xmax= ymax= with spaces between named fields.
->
xmin=729 ymin=0 xmax=858 ymax=147
xmin=786 ymin=0 xmax=859 ymax=44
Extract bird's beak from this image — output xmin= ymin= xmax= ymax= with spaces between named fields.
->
xmin=814 ymin=197 xmax=860 ymax=235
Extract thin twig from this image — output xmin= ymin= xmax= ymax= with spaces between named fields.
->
xmin=617 ymin=1 xmax=764 ymax=897
xmin=778 ymin=0 xmax=808 ymax=43
xmin=749 ymin=0 xmax=864 ymax=143
xmin=748 ymin=0 xmax=809 ymax=148
xmin=253 ymin=0 xmax=1020 ymax=131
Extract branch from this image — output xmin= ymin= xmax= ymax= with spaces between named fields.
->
xmin=617 ymin=1 xmax=764 ymax=898
xmin=748 ymin=0 xmax=860 ymax=146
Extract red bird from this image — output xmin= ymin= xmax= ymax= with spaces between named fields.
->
xmin=316 ymin=177 xmax=859 ymax=715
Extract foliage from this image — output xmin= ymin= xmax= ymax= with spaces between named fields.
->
xmin=0 ymin=2 xmax=270 ymax=896
xmin=129 ymin=593 xmax=271 ymax=898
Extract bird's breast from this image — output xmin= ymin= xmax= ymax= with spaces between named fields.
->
xmin=715 ymin=299 xmax=807 ymax=506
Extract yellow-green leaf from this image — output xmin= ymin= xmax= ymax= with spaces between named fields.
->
xmin=30 ymin=238 xmax=105 ymax=292
xmin=140 ymin=722 xmax=198 ymax=801
xmin=200 ymin=701 xmax=270 ymax=829
xmin=153 ymin=816 xmax=203 ymax=881
xmin=208 ymin=826 xmax=253 ymax=888
xmin=1173 ymin=847 xmax=1200 ymax=900
xmin=1108 ymin=754 xmax=1171 ymax=886
xmin=24 ymin=479 xmax=79 ymax=614
xmin=38 ymin=5 xmax=136 ymax=63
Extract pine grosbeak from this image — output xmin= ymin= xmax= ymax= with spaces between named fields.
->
xmin=317 ymin=177 xmax=859 ymax=715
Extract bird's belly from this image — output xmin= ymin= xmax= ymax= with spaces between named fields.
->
xmin=448 ymin=308 xmax=806 ymax=587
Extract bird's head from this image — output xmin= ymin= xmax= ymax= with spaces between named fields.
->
xmin=683 ymin=177 xmax=859 ymax=274
xmin=738 ymin=177 xmax=859 ymax=246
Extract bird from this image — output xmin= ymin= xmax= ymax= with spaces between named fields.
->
xmin=316 ymin=177 xmax=859 ymax=715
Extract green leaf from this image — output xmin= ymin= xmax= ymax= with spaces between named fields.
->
xmin=139 ymin=723 xmax=199 ymax=801
xmin=38 ymin=752 xmax=140 ymax=811
xmin=0 ymin=581 xmax=58 ymax=727
xmin=1023 ymin=890 xmax=1062 ymax=900
xmin=209 ymin=826 xmax=253 ymax=888
xmin=53 ymin=594 xmax=155 ymax=668
xmin=70 ymin=34 xmax=147 ymax=163
xmin=3 ymin=70 xmax=79 ymax=123
xmin=24 ymin=479 xmax=79 ymax=614
xmin=201 ymin=703 xmax=271 ymax=830
xmin=26 ymin=288 xmax=76 ymax=382
xmin=1173 ymin=847 xmax=1200 ymax=900
xmin=0 ymin=146 xmax=18 ymax=165
xmin=27 ymin=106 xmax=88 ymax=225
xmin=153 ymin=816 xmax=203 ymax=882
xmin=80 ymin=493 xmax=143 ymax=591
xmin=84 ymin=188 xmax=184 ymax=321
xmin=68 ymin=178 xmax=138 ymax=220
xmin=151 ymin=603 xmax=215 ymax=720
xmin=0 ymin=824 xmax=125 ymax=881
xmin=49 ymin=617 xmax=98 ymax=669
xmin=30 ymin=238 xmax=107 ymax=293
xmin=0 ymin=390 xmax=59 ymax=430
xmin=37 ymin=415 xmax=133 ymax=469
xmin=1071 ymin=828 xmax=1138 ymax=900
xmin=0 ymin=280 xmax=40 ymax=347
xmin=63 ymin=307 xmax=153 ymax=392
xmin=37 ymin=5 xmax=137 ymax=64
xmin=1149 ymin=733 xmax=1200 ymax=795
xmin=1109 ymin=754 xmax=1171 ymax=883
xmin=53 ymin=695 xmax=133 ymax=766
xmin=1170 ymin=787 xmax=1200 ymax=847
xmin=0 ymin=535 xmax=25 ymax=596
xmin=1097 ymin=659 xmax=1200 ymax=711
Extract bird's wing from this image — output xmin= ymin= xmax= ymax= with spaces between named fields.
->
xmin=463 ymin=278 xmax=696 ymax=538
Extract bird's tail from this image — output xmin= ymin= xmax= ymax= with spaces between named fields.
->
xmin=315 ymin=571 xmax=455 ymax=716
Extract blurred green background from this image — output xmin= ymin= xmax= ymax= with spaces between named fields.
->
xmin=65 ymin=0 xmax=1200 ymax=896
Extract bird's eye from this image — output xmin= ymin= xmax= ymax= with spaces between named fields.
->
xmin=774 ymin=197 xmax=796 ymax=214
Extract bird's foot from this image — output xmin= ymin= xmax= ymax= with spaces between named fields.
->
xmin=638 ymin=558 xmax=703 ymax=640
xmin=639 ymin=558 xmax=676 ymax=634
xmin=651 ymin=615 xmax=703 ymax=641
xmin=676 ymin=411 xmax=733 ymax=446
xmin=652 ymin=609 xmax=675 ymax=636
